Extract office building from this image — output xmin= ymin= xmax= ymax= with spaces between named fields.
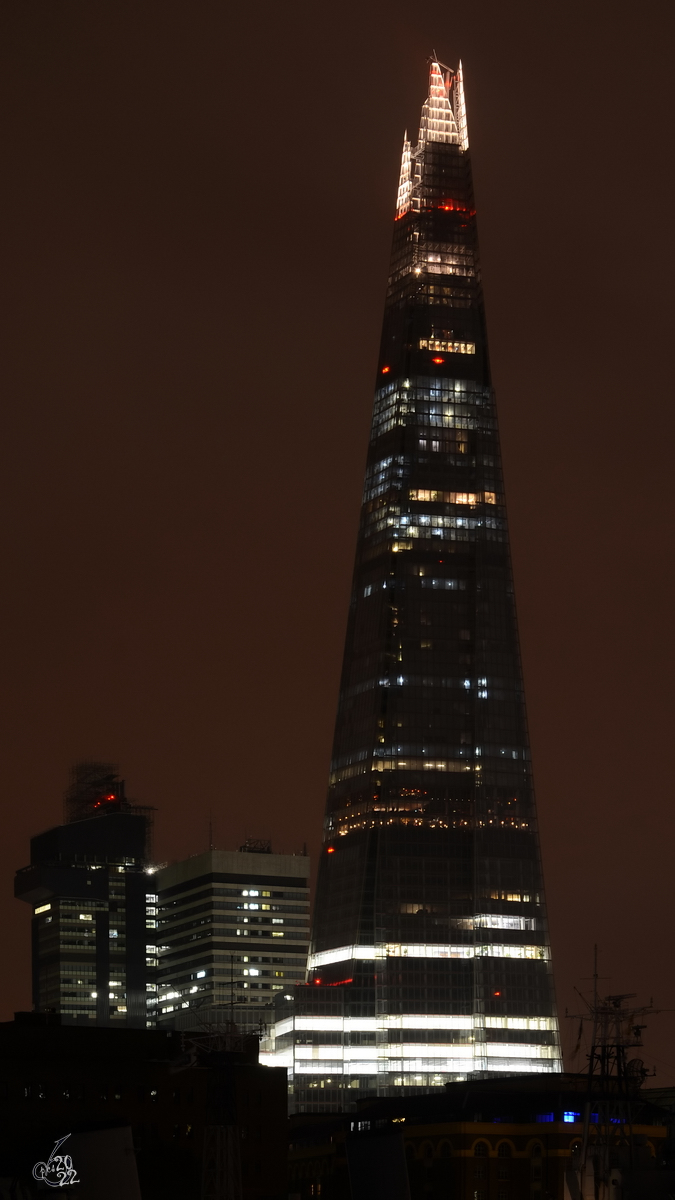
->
xmin=155 ymin=842 xmax=310 ymax=1029
xmin=265 ymin=60 xmax=561 ymax=1109
xmin=14 ymin=762 xmax=157 ymax=1028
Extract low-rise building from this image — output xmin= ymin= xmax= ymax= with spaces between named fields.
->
xmin=0 ymin=1012 xmax=287 ymax=1200
xmin=288 ymin=1075 xmax=675 ymax=1199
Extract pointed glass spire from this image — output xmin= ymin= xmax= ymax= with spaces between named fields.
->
xmin=395 ymin=131 xmax=412 ymax=218
xmin=455 ymin=60 xmax=469 ymax=151
xmin=419 ymin=60 xmax=459 ymax=144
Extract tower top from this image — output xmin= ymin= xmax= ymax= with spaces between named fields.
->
xmin=418 ymin=57 xmax=469 ymax=152
xmin=397 ymin=58 xmax=470 ymax=219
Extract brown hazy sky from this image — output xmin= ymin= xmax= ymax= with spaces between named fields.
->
xmin=1 ymin=0 xmax=675 ymax=1079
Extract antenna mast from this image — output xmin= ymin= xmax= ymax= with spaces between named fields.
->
xmin=566 ymin=949 xmax=657 ymax=1198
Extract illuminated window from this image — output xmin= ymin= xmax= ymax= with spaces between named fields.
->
xmin=420 ymin=338 xmax=475 ymax=354
xmin=79 ymin=914 xmax=93 ymax=922
xmin=409 ymin=489 xmax=496 ymax=505
xmin=35 ymin=904 xmax=51 ymax=915
xmin=421 ymin=578 xmax=465 ymax=591
xmin=415 ymin=250 xmax=475 ymax=278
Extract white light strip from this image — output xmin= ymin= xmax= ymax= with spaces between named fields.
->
xmin=473 ymin=1061 xmax=560 ymax=1074
xmin=309 ymin=942 xmax=548 ymax=968
xmin=485 ymin=1016 xmax=556 ymax=1031
xmin=485 ymin=1044 xmax=559 ymax=1059
xmin=286 ymin=1014 xmax=558 ymax=1033
xmin=289 ymin=1043 xmax=558 ymax=1063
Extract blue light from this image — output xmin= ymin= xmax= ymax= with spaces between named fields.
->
xmin=563 ymin=1112 xmax=580 ymax=1124
xmin=536 ymin=1113 xmax=554 ymax=1123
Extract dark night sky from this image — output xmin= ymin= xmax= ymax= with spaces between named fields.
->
xmin=1 ymin=0 xmax=674 ymax=1079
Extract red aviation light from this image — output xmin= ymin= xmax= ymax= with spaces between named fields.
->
xmin=94 ymin=792 xmax=117 ymax=810
xmin=494 ymin=990 xmax=501 ymax=997
xmin=381 ymin=366 xmax=391 ymax=374
xmin=436 ymin=202 xmax=476 ymax=216
xmin=432 ymin=357 xmax=445 ymax=364
xmin=326 ymin=846 xmax=335 ymax=854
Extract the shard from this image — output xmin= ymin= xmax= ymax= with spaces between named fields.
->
xmin=267 ymin=59 xmax=561 ymax=1112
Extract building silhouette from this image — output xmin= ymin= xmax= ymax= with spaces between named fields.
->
xmin=155 ymin=843 xmax=310 ymax=1031
xmin=264 ymin=59 xmax=561 ymax=1109
xmin=0 ymin=1013 xmax=287 ymax=1200
xmin=14 ymin=762 xmax=157 ymax=1028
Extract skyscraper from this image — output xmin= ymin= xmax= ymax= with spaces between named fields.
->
xmin=15 ymin=762 xmax=157 ymax=1027
xmin=265 ymin=59 xmax=561 ymax=1110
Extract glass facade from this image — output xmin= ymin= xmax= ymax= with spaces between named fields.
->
xmin=263 ymin=60 xmax=561 ymax=1110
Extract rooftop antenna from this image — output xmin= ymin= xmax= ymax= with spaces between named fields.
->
xmin=566 ymin=948 xmax=661 ymax=1198
xmin=208 ymin=809 xmax=214 ymax=851
xmin=428 ymin=50 xmax=456 ymax=76
xmin=426 ymin=51 xmax=457 ymax=107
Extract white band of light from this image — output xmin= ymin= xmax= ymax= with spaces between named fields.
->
xmin=272 ymin=1014 xmax=557 ymax=1036
xmin=308 ymin=942 xmax=548 ymax=969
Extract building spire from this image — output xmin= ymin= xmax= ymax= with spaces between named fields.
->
xmin=395 ymin=130 xmax=413 ymax=219
xmin=455 ymin=59 xmax=469 ymax=151
xmin=419 ymin=59 xmax=459 ymax=145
